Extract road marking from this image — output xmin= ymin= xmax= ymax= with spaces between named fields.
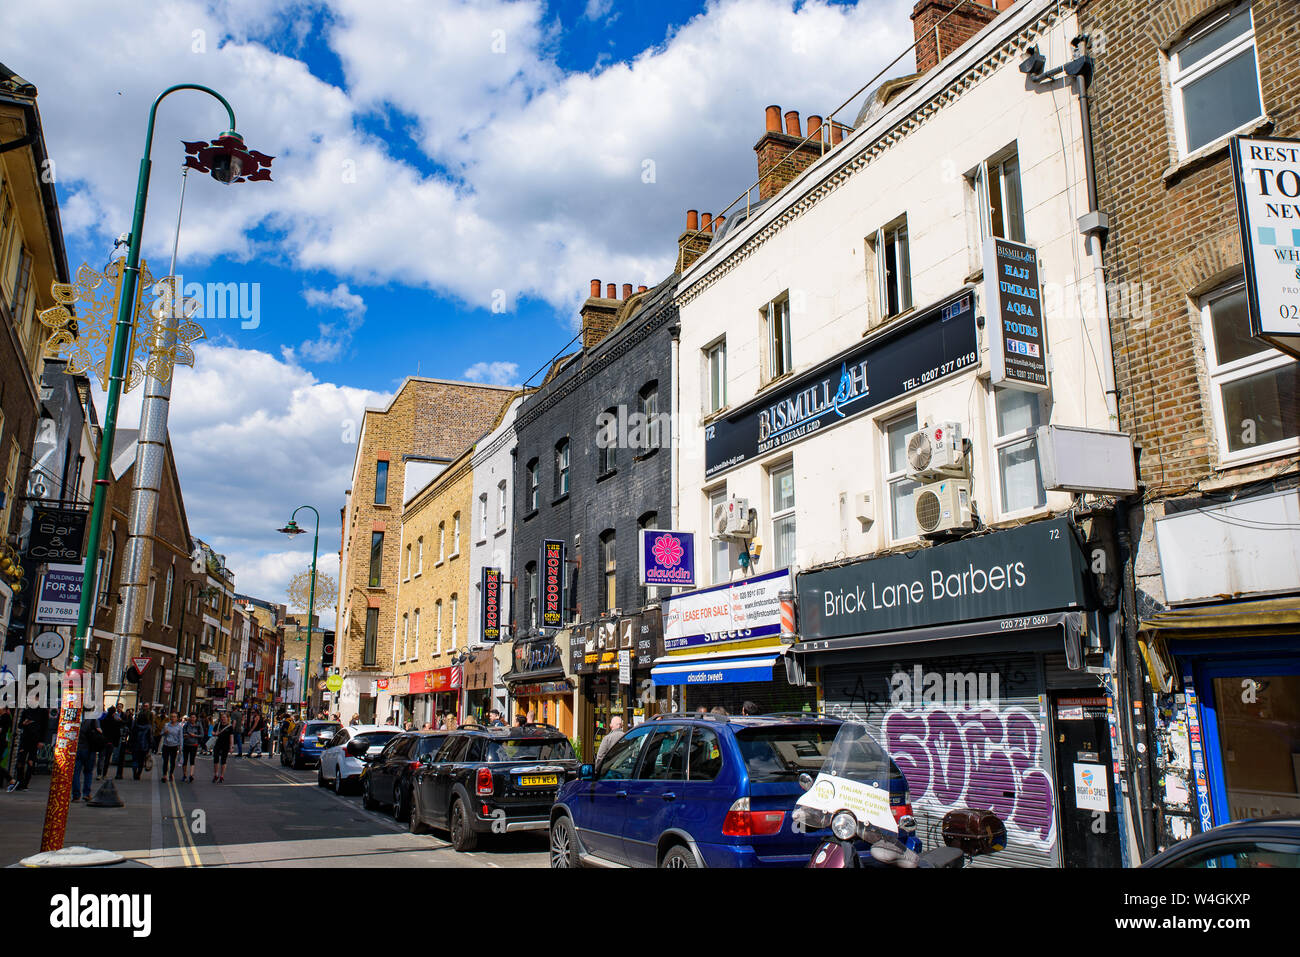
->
xmin=165 ymin=776 xmax=201 ymax=867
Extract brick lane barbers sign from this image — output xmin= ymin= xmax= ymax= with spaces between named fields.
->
xmin=481 ymin=567 xmax=502 ymax=640
xmin=1230 ymin=134 xmax=1300 ymax=357
xmin=983 ymin=237 xmax=1049 ymax=391
xmin=540 ymin=539 xmax=565 ymax=628
xmin=27 ymin=505 xmax=89 ymax=563
xmin=703 ymin=291 xmax=978 ymax=478
xmin=797 ymin=517 xmax=1090 ymax=640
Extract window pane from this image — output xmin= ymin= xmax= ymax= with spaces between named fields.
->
xmin=1209 ymin=287 xmax=1268 ymax=366
xmin=369 ymin=532 xmax=383 ymax=587
xmin=772 ymin=466 xmax=795 ymax=512
xmin=897 ymin=228 xmax=911 ymax=312
xmin=374 ymin=461 xmax=388 ymax=505
xmin=1221 ymin=364 xmax=1300 ymax=452
xmin=638 ymin=727 xmax=689 ymax=781
xmin=996 ymin=387 xmax=1042 ymax=436
xmin=1002 ymin=157 xmax=1026 ymax=243
xmin=1178 ymin=7 xmax=1253 ymax=71
xmin=887 ymin=413 xmax=918 ymax=473
xmin=688 ymin=727 xmax=724 ymax=781
xmin=987 ymin=168 xmax=1005 ymax=242
xmin=1210 ymin=673 xmax=1300 ymax=822
xmin=1182 ymin=48 xmax=1263 ymax=153
xmin=999 ymin=437 xmax=1046 ymax=511
xmin=891 ymin=478 xmax=919 ymax=539
xmin=773 ymin=513 xmax=796 ymax=569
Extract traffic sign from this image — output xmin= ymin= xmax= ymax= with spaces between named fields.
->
xmin=132 ymin=656 xmax=152 ymax=674
xmin=326 ymin=673 xmax=343 ymax=693
xmin=32 ymin=631 xmax=66 ymax=661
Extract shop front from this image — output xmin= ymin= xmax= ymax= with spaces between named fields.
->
xmin=795 ymin=517 xmax=1116 ymax=869
xmin=504 ymin=635 xmax=573 ymax=737
xmin=462 ymin=648 xmax=495 ymax=724
xmin=570 ymin=608 xmax=667 ymax=761
xmin=409 ymin=666 xmax=462 ymax=726
xmin=651 ymin=569 xmax=815 ymax=715
xmin=386 ymin=674 xmax=409 ymax=726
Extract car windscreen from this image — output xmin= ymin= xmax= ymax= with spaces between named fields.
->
xmin=484 ymin=737 xmax=574 ymax=762
xmin=306 ymin=723 xmax=340 ymax=737
xmin=354 ymin=731 xmax=399 ymax=749
xmin=735 ymin=725 xmax=838 ymax=783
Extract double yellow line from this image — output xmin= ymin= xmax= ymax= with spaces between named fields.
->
xmin=165 ymin=774 xmax=202 ymax=867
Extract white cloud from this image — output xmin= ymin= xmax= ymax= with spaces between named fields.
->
xmin=299 ymin=282 xmax=367 ymax=360
xmin=462 ymin=360 xmax=520 ymax=387
xmin=582 ymin=0 xmax=614 ymax=22
xmin=303 ymin=282 xmax=366 ymax=318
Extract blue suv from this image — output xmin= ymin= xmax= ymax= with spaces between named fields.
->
xmin=550 ymin=713 xmax=881 ymax=868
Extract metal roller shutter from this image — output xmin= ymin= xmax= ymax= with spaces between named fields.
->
xmin=823 ymin=653 xmax=1059 ymax=868
xmin=682 ymin=669 xmax=819 ymax=717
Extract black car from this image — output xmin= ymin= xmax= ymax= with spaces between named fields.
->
xmin=281 ymin=720 xmax=341 ymax=770
xmin=1141 ymin=817 xmax=1300 ymax=868
xmin=362 ymin=732 xmax=448 ymax=821
xmin=409 ymin=724 xmax=577 ymax=851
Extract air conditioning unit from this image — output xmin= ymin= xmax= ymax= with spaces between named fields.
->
xmin=905 ymin=421 xmax=966 ymax=479
xmin=712 ymin=495 xmax=754 ymax=540
xmin=914 ymin=478 xmax=973 ymax=535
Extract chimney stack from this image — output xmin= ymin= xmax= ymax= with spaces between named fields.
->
xmin=911 ymin=0 xmax=1003 ymax=74
xmin=581 ymin=279 xmax=621 ymax=350
xmin=622 ymin=283 xmax=633 ymax=300
xmin=678 ymin=208 xmax=714 ymax=271
xmin=606 ymin=282 xmax=617 ymax=299
xmin=755 ymin=104 xmax=827 ymax=202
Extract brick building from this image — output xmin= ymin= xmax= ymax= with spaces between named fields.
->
xmin=334 ymin=378 xmax=513 ymax=723
xmin=1079 ymin=0 xmax=1300 ymax=852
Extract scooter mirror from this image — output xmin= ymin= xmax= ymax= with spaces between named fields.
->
xmin=798 ymin=772 xmax=814 ymax=792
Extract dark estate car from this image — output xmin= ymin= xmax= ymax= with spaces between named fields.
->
xmin=1141 ymin=817 xmax=1300 ymax=868
xmin=408 ymin=725 xmax=578 ymax=851
xmin=362 ymin=731 xmax=448 ymax=821
xmin=282 ymin=720 xmax=342 ymax=770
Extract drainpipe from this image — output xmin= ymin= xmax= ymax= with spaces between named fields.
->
xmin=1116 ymin=497 xmax=1156 ymax=861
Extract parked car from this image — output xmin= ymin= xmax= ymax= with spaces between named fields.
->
xmin=408 ymin=724 xmax=578 ymax=851
xmin=282 ymin=720 xmax=341 ymax=770
xmin=549 ymin=713 xmax=909 ymax=868
xmin=362 ymin=731 xmax=448 ymax=820
xmin=1141 ymin=817 xmax=1300 ymax=868
xmin=318 ymin=725 xmax=402 ymax=794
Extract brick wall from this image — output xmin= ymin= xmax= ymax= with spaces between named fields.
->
xmin=1079 ymin=0 xmax=1300 ymax=496
xmin=912 ymin=0 xmax=1003 ymax=74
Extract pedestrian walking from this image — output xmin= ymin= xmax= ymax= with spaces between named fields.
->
xmin=513 ymin=714 xmax=527 ymax=728
xmin=72 ymin=713 xmax=104 ymax=802
xmin=211 ymin=713 xmax=235 ymax=782
xmin=10 ymin=708 xmax=50 ymax=790
xmin=180 ymin=714 xmax=203 ymax=782
xmin=0 ymin=705 xmax=13 ymax=789
xmin=97 ymin=705 xmax=120 ymax=778
xmin=232 ymin=711 xmax=245 ymax=757
xmin=130 ymin=709 xmax=154 ymax=780
xmin=161 ymin=712 xmax=183 ymax=781
xmin=114 ymin=708 xmax=133 ymax=779
xmin=594 ymin=715 xmax=626 ymax=770
xmin=150 ymin=706 xmax=164 ymax=755
xmin=442 ymin=713 xmax=459 ymax=732
xmin=246 ymin=711 xmax=264 ymax=757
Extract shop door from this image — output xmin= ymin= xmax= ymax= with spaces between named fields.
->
xmin=1051 ymin=693 xmax=1122 ymax=868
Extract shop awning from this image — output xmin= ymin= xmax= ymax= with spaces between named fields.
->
xmin=1139 ymin=596 xmax=1300 ymax=636
xmin=651 ymin=651 xmax=784 ymax=687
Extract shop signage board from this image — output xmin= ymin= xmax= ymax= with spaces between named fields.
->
xmin=34 ymin=563 xmax=84 ymax=625
xmin=618 ymin=650 xmax=631 ymax=685
xmin=569 ymin=609 xmax=663 ymax=675
xmin=540 ymin=540 xmax=565 ymax=628
xmin=639 ymin=530 xmax=695 ymax=587
xmin=798 ymin=517 xmax=1090 ymax=640
xmin=514 ymin=636 xmax=564 ymax=676
xmin=703 ymin=291 xmax=978 ymax=478
xmin=1229 ymin=134 xmax=1300 ymax=357
xmin=983 ymin=237 xmax=1049 ymax=390
xmin=481 ymin=567 xmax=502 ymax=640
xmin=662 ymin=569 xmax=791 ymax=652
xmin=1072 ymin=763 xmax=1110 ymax=812
xmin=27 ymin=506 xmax=89 ymax=563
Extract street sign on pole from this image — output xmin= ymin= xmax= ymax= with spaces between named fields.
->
xmin=132 ymin=656 xmax=152 ymax=674
xmin=32 ymin=631 xmax=66 ymax=661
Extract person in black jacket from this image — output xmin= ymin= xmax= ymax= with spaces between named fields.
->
xmin=130 ymin=708 xmax=154 ymax=780
xmin=211 ymin=713 xmax=235 ymax=782
xmin=73 ymin=715 xmax=104 ymax=801
xmin=97 ymin=706 xmax=120 ymax=778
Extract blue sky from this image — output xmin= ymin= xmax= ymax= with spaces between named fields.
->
xmin=4 ymin=0 xmax=913 ymax=615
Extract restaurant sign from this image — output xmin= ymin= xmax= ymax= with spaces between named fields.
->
xmin=569 ymin=608 xmax=664 ymax=675
xmin=481 ymin=567 xmax=502 ymax=640
xmin=540 ymin=540 xmax=565 ymax=628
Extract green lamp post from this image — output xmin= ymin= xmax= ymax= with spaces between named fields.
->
xmin=278 ymin=506 xmax=320 ymax=715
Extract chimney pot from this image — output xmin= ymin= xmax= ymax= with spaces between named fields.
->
xmin=807 ymin=115 xmax=823 ymax=140
xmin=701 ymin=212 xmax=713 ymax=233
xmin=714 ymin=215 xmax=726 ymax=233
xmin=784 ymin=110 xmax=801 ymax=137
xmin=606 ymin=283 xmax=616 ymax=299
xmin=831 ymin=122 xmax=845 ymax=145
xmin=622 ymin=283 xmax=633 ymax=300
xmin=637 ymin=285 xmax=648 ymax=293
xmin=590 ymin=279 xmax=601 ymax=298
xmin=687 ymin=209 xmax=699 ymax=231
xmin=765 ymin=105 xmax=782 ymax=132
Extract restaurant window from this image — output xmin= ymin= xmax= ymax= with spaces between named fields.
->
xmin=764 ymin=293 xmax=793 ymax=382
xmin=369 ymin=531 xmax=384 ymax=587
xmin=709 ymin=486 xmax=729 ymax=585
xmin=705 ymin=338 xmax=727 ymax=413
xmin=1200 ymin=282 xmax=1299 ymax=463
xmin=884 ymin=411 xmax=920 ymax=541
xmin=374 ymin=460 xmax=389 ymax=505
xmin=1169 ymin=3 xmax=1263 ymax=156
xmin=769 ymin=463 xmax=796 ymax=571
xmin=555 ymin=438 xmax=570 ymax=496
xmin=872 ymin=215 xmax=912 ymax=319
xmin=526 ymin=458 xmax=539 ymax=511
xmin=971 ymin=147 xmax=1026 ymax=243
xmin=363 ymin=608 xmax=378 ymax=666
xmin=992 ymin=386 xmax=1047 ymax=514
xmin=600 ymin=530 xmax=617 ymax=614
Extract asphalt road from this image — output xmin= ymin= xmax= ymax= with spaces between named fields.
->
xmin=148 ymin=750 xmax=550 ymax=868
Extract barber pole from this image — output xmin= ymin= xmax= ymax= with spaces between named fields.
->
xmin=779 ymin=589 xmax=797 ymax=642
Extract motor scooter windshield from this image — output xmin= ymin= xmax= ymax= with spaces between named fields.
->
xmin=821 ymin=721 xmax=891 ymax=787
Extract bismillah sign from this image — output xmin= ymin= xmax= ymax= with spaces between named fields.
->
xmin=983 ymin=237 xmax=1049 ymax=391
xmin=703 ymin=291 xmax=978 ymax=478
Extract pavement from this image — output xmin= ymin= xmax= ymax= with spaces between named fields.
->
xmin=0 ymin=749 xmax=548 ymax=868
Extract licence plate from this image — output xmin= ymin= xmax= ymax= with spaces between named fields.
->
xmin=519 ymin=774 xmax=558 ymax=787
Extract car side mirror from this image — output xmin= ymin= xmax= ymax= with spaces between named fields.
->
xmin=418 ymin=753 xmax=433 ymax=768
xmin=345 ymin=739 xmax=367 ymax=758
xmin=940 ymin=808 xmax=1007 ymax=856
xmin=578 ymin=763 xmax=594 ymax=781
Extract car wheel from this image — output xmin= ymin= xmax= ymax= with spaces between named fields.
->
xmin=661 ymin=845 xmax=699 ymax=868
xmin=449 ymin=798 xmax=478 ymax=852
xmin=362 ymin=777 xmax=377 ymax=810
xmin=550 ymin=815 xmax=580 ymax=869
xmin=409 ymin=789 xmax=431 ymax=834
xmin=292 ymin=753 xmax=303 ymax=771
xmin=317 ymin=764 xmax=326 ymax=787
xmin=393 ymin=782 xmax=407 ymax=822
xmin=334 ymin=771 xmax=345 ymax=795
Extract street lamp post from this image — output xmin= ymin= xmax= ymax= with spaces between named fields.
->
xmin=40 ymin=84 xmax=266 ymax=853
xmin=278 ymin=507 xmax=320 ymax=717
